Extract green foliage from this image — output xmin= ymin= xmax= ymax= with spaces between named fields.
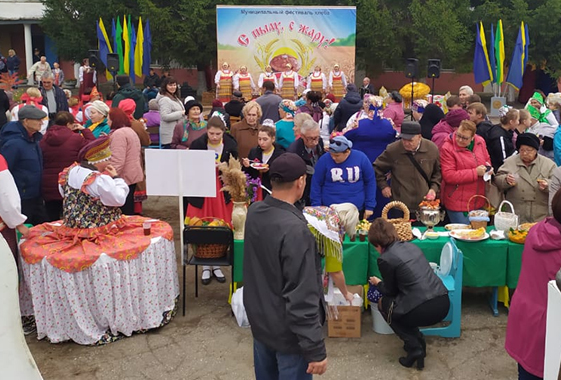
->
xmin=39 ymin=0 xmax=561 ymax=80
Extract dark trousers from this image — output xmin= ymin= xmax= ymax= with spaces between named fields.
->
xmin=381 ymin=294 xmax=450 ymax=352
xmin=253 ymin=339 xmax=311 ymax=380
xmin=120 ymin=184 xmax=137 ymax=216
xmin=21 ymin=197 xmax=48 ymax=226
xmin=44 ymin=200 xmax=63 ymax=222
xmin=518 ymin=364 xmax=542 ymax=380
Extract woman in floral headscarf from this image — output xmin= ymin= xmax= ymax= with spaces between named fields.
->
xmin=303 ymin=203 xmax=359 ymax=305
xmin=275 ymin=99 xmax=297 ymax=149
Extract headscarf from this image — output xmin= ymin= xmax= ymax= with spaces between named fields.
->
xmin=118 ymin=98 xmax=136 ymax=120
xmin=279 ymin=99 xmax=296 ymax=117
xmin=526 ymin=91 xmax=553 ymax=123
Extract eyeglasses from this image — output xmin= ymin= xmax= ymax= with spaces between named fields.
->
xmin=519 ymin=148 xmax=536 ymax=154
xmin=456 ymin=133 xmax=472 ymax=141
xmin=303 ymin=135 xmax=320 ymax=142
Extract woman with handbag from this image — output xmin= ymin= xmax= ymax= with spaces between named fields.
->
xmin=368 ymin=218 xmax=449 ymax=370
xmin=440 ymin=120 xmax=492 ymax=224
xmin=495 ymin=133 xmax=557 ymax=224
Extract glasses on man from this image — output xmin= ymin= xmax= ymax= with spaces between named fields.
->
xmin=304 ymin=135 xmax=320 ymax=142
xmin=519 ymin=148 xmax=536 ymax=154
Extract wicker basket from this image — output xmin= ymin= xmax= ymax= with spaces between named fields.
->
xmin=185 ymin=218 xmax=231 ymax=259
xmin=467 ymin=195 xmax=490 ymax=230
xmin=381 ymin=201 xmax=413 ymax=241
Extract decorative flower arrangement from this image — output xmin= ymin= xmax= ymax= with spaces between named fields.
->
xmin=218 ymin=156 xmax=262 ymax=204
xmin=0 ymin=72 xmax=25 ymax=91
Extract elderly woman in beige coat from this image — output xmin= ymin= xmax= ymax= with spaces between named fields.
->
xmin=495 ymin=133 xmax=557 ymax=223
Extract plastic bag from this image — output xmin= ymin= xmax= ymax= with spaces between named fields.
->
xmin=231 ymin=287 xmax=250 ymax=328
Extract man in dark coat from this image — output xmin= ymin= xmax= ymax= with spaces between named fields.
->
xmin=333 ymin=84 xmax=362 ymax=131
xmin=256 ymin=81 xmax=283 ymax=123
xmin=0 ymin=105 xmax=49 ymax=225
xmin=40 ymin=72 xmax=69 ymax=122
xmin=287 ymin=119 xmax=325 ymax=206
xmin=112 ymin=75 xmax=146 ymax=119
xmin=360 ymin=77 xmax=375 ymax=98
xmin=244 ymin=153 xmax=327 ymax=379
xmin=225 ymin=91 xmax=245 ymax=118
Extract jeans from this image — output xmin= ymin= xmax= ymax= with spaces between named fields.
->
xmin=447 ymin=210 xmax=470 ymax=224
xmin=253 ymin=339 xmax=311 ymax=380
xmin=518 ymin=364 xmax=542 ymax=380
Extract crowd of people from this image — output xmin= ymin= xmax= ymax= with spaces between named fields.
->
xmin=3 ymin=64 xmax=561 ymax=379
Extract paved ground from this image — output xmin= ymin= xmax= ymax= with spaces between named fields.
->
xmin=26 ymin=196 xmax=518 ymax=380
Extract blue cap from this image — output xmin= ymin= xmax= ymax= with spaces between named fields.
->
xmin=329 ymin=136 xmax=353 ymax=153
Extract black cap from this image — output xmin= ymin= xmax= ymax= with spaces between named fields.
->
xmin=232 ymin=90 xmax=243 ymax=98
xmin=400 ymin=121 xmax=422 ymax=139
xmin=269 ymin=153 xmax=307 ymax=182
xmin=516 ymin=133 xmax=540 ymax=151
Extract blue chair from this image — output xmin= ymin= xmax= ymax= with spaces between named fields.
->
xmin=421 ymin=238 xmax=463 ymax=338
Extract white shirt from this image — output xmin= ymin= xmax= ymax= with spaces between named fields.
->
xmin=60 ymin=165 xmax=129 ymax=207
xmin=279 ymin=71 xmax=299 ymax=90
xmin=306 ymin=72 xmax=327 ymax=91
xmin=79 ymin=65 xmax=97 ymax=84
xmin=328 ymin=70 xmax=347 ymax=88
xmin=233 ymin=73 xmax=256 ymax=91
xmin=258 ymin=73 xmax=279 ymax=89
xmin=214 ymin=70 xmax=232 ymax=85
xmin=0 ymin=166 xmax=26 ymax=229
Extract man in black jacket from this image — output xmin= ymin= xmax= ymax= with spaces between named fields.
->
xmin=40 ymin=73 xmax=69 ymax=123
xmin=333 ymin=84 xmax=362 ymax=131
xmin=287 ymin=119 xmax=324 ymax=206
xmin=467 ymin=102 xmax=493 ymax=143
xmin=244 ymin=152 xmax=327 ymax=379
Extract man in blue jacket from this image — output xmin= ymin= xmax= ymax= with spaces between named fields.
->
xmin=311 ymin=135 xmax=377 ymax=219
xmin=0 ymin=105 xmax=48 ymax=225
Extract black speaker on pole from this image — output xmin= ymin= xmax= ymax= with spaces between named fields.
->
xmin=106 ymin=53 xmax=119 ymax=72
xmin=88 ymin=50 xmax=100 ymax=68
xmin=405 ymin=58 xmax=419 ymax=79
xmin=427 ymin=59 xmax=441 ymax=78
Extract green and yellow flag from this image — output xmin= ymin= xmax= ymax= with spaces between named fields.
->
xmin=495 ymin=20 xmax=505 ymax=85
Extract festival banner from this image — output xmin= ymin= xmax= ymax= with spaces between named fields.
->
xmin=216 ymin=6 xmax=356 ymax=86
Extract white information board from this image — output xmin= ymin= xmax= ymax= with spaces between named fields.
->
xmin=145 ymin=149 xmax=216 ymax=197
xmin=544 ymin=280 xmax=561 ymax=380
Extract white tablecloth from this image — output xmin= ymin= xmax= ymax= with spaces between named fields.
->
xmin=20 ymin=236 xmax=179 ymax=345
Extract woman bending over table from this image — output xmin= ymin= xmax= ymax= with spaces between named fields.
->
xmin=505 ymin=188 xmax=561 ymax=379
xmin=368 ymin=218 xmax=449 ymax=370
xmin=303 ymin=203 xmax=359 ymax=305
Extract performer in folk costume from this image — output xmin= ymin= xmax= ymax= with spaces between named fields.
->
xmin=307 ymin=65 xmax=327 ymax=94
xmin=79 ymin=58 xmax=97 ymax=100
xmin=233 ymin=66 xmax=256 ymax=102
xmin=214 ymin=62 xmax=234 ymax=103
xmin=258 ymin=65 xmax=279 ymax=95
xmin=329 ymin=63 xmax=348 ymax=102
xmin=279 ymin=63 xmax=299 ymax=100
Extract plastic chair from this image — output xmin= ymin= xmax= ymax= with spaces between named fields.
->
xmin=182 ymin=226 xmax=234 ymax=316
xmin=421 ymin=238 xmax=463 ymax=338
xmin=146 ymin=126 xmax=162 ymax=149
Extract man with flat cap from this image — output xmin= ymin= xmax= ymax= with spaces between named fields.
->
xmin=0 ymin=105 xmax=49 ymax=225
xmin=244 ymin=152 xmax=327 ymax=379
xmin=374 ymin=121 xmax=441 ymax=216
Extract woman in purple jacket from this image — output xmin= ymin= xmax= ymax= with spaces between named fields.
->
xmin=40 ymin=111 xmax=95 ymax=221
xmin=505 ymin=188 xmax=561 ymax=379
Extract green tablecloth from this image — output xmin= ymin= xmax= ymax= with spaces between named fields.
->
xmin=367 ymin=227 xmax=510 ymax=287
xmin=233 ymin=235 xmax=370 ymax=286
xmin=506 ymin=241 xmax=524 ymax=288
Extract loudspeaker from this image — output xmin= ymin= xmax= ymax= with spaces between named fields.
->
xmin=427 ymin=59 xmax=441 ymax=78
xmin=405 ymin=58 xmax=419 ymax=79
xmin=106 ymin=53 xmax=119 ymax=72
xmin=88 ymin=50 xmax=100 ymax=68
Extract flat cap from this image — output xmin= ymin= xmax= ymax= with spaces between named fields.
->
xmin=18 ymin=105 xmax=47 ymax=120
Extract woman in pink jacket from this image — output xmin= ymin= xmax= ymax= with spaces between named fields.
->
xmin=108 ymin=108 xmax=143 ymax=215
xmin=440 ymin=120 xmax=491 ymax=224
xmin=505 ymin=189 xmax=561 ymax=379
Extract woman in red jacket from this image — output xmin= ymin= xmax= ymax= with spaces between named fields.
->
xmin=440 ymin=120 xmax=492 ymax=224
xmin=40 ymin=111 xmax=95 ymax=221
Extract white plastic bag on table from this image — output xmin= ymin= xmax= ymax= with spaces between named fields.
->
xmin=231 ymin=287 xmax=250 ymax=328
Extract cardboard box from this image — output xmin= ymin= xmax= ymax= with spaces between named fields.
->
xmin=327 ymin=305 xmax=362 ymax=338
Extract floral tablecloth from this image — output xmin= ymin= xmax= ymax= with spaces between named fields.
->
xmin=19 ymin=234 xmax=179 ymax=345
